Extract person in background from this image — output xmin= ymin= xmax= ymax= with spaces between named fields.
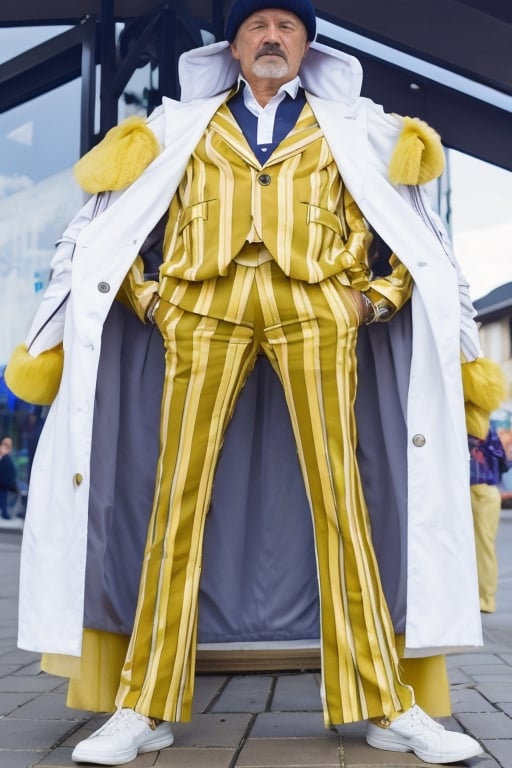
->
xmin=462 ymin=354 xmax=509 ymax=614
xmin=0 ymin=436 xmax=18 ymax=520
xmin=24 ymin=405 xmax=45 ymax=484
xmin=469 ymin=428 xmax=509 ymax=613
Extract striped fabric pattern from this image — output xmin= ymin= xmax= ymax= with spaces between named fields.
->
xmin=116 ymin=258 xmax=414 ymax=725
xmin=159 ymin=102 xmax=373 ymax=287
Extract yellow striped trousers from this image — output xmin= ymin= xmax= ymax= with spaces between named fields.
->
xmin=116 ymin=255 xmax=414 ymax=726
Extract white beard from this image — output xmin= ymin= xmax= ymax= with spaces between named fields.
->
xmin=252 ymin=58 xmax=289 ymax=80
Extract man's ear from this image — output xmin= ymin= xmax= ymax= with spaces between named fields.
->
xmin=230 ymin=41 xmax=241 ymax=61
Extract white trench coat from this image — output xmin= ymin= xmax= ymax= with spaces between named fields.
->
xmin=17 ymin=41 xmax=483 ymax=658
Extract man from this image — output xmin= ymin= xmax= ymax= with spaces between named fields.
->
xmin=469 ymin=428 xmax=508 ymax=613
xmin=6 ymin=1 xmax=484 ymax=764
xmin=0 ymin=436 xmax=17 ymax=519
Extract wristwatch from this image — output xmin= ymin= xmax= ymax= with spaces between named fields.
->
xmin=361 ymin=294 xmax=394 ymax=324
xmin=145 ymin=294 xmax=161 ymax=324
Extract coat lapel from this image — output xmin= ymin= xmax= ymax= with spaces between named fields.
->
xmin=307 ymin=94 xmax=369 ymax=202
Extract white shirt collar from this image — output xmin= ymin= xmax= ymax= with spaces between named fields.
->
xmin=238 ymin=74 xmax=302 ymax=116
xmin=235 ymin=75 xmax=303 ymax=146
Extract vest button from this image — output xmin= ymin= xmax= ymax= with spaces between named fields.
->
xmin=97 ymin=281 xmax=110 ymax=293
xmin=412 ymin=434 xmax=426 ymax=447
xmin=258 ymin=174 xmax=271 ymax=186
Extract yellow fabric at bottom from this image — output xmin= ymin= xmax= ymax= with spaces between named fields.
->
xmin=395 ymin=635 xmax=451 ymax=717
xmin=42 ymin=629 xmax=451 ymax=717
xmin=42 ymin=630 xmax=130 ymax=713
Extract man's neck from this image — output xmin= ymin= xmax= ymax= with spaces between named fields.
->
xmin=247 ymin=80 xmax=285 ymax=107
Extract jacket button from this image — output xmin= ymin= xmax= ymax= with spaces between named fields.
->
xmin=73 ymin=473 xmax=83 ymax=486
xmin=97 ymin=281 xmax=110 ymax=293
xmin=258 ymin=174 xmax=271 ymax=186
xmin=412 ymin=434 xmax=426 ymax=447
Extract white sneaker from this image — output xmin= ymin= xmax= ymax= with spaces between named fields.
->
xmin=366 ymin=704 xmax=483 ymax=764
xmin=71 ymin=708 xmax=174 ymax=765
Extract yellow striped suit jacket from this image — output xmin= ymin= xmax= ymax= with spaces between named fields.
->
xmin=161 ymin=101 xmax=373 ymax=287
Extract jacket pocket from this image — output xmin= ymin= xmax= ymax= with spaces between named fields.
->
xmin=178 ymin=200 xmax=211 ymax=233
xmin=178 ymin=199 xmax=219 ymax=265
xmin=305 ymin=203 xmax=346 ymax=242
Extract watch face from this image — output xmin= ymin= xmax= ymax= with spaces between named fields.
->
xmin=375 ymin=303 xmax=393 ymax=321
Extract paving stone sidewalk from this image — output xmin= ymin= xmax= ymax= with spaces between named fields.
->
xmin=1 ymin=512 xmax=511 ymax=768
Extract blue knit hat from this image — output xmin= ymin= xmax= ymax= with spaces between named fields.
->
xmin=225 ymin=0 xmax=316 ymax=42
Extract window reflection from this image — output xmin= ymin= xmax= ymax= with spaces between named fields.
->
xmin=0 ymin=28 xmax=83 ymax=482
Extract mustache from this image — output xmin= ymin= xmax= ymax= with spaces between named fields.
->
xmin=255 ymin=44 xmax=286 ymax=60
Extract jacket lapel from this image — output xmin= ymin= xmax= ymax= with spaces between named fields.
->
xmin=307 ymin=94 xmax=369 ymax=201
xmin=209 ymin=102 xmax=326 ymax=168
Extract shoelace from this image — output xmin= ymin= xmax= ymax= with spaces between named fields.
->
xmin=96 ymin=709 xmax=150 ymax=735
xmin=400 ymin=705 xmax=444 ymax=732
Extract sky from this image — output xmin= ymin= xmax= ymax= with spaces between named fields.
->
xmin=450 ymin=151 xmax=512 ymax=301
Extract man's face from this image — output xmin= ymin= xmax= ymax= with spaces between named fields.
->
xmin=0 ymin=438 xmax=12 ymax=455
xmin=230 ymin=9 xmax=309 ymax=89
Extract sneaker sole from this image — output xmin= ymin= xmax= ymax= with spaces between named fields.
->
xmin=139 ymin=732 xmax=175 ymax=753
xmin=71 ymin=745 xmax=137 ymax=765
xmin=366 ymin=733 xmax=483 ymax=764
xmin=71 ymin=733 xmax=174 ymax=765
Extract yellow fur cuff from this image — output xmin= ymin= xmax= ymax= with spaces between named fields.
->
xmin=462 ymin=357 xmax=508 ymax=438
xmin=465 ymin=403 xmax=492 ymax=440
xmin=74 ymin=116 xmax=160 ymax=193
xmin=388 ymin=117 xmax=445 ymax=185
xmin=462 ymin=357 xmax=508 ymax=412
xmin=4 ymin=343 xmax=64 ymax=405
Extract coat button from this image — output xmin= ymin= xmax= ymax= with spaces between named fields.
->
xmin=97 ymin=281 xmax=110 ymax=293
xmin=412 ymin=434 xmax=426 ymax=447
xmin=73 ymin=473 xmax=83 ymax=486
xmin=258 ymin=174 xmax=271 ymax=186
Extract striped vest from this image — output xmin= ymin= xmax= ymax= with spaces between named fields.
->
xmin=160 ymin=101 xmax=372 ymax=287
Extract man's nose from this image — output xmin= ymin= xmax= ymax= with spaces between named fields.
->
xmin=263 ymin=23 xmax=281 ymax=42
